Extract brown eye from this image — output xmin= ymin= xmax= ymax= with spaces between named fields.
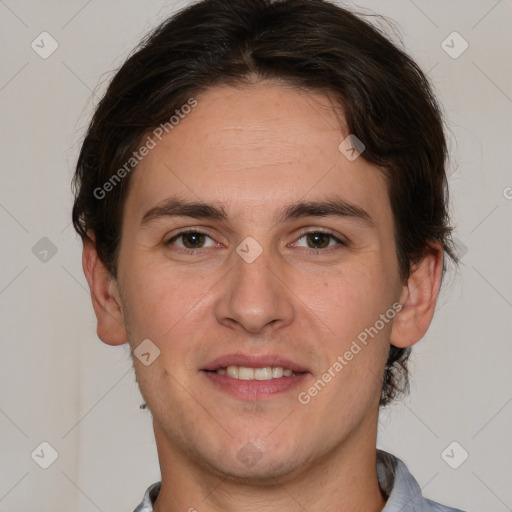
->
xmin=166 ymin=231 xmax=215 ymax=251
xmin=305 ymin=232 xmax=332 ymax=249
xmin=181 ymin=232 xmax=206 ymax=248
xmin=293 ymin=231 xmax=344 ymax=250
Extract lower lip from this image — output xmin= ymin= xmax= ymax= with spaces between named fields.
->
xmin=202 ymin=371 xmax=309 ymax=400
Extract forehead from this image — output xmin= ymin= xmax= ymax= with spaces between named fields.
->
xmin=124 ymin=82 xmax=390 ymax=225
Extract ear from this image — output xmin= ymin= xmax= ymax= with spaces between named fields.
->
xmin=390 ymin=243 xmax=444 ymax=348
xmin=82 ymin=232 xmax=127 ymax=346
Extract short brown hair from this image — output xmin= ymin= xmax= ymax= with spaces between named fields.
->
xmin=72 ymin=0 xmax=456 ymax=406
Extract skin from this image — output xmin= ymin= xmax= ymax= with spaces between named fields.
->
xmin=83 ymin=81 xmax=443 ymax=512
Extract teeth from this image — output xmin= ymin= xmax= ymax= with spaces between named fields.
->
xmin=217 ymin=366 xmax=296 ymax=380
xmin=272 ymin=367 xmax=284 ymax=378
xmin=238 ymin=367 xmax=254 ymax=380
xmin=226 ymin=366 xmax=239 ymax=378
xmin=254 ymin=367 xmax=272 ymax=380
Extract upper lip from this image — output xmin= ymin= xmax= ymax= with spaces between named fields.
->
xmin=202 ymin=353 xmax=309 ymax=373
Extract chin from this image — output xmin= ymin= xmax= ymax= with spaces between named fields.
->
xmin=198 ymin=438 xmax=314 ymax=483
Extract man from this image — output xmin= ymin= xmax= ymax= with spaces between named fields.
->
xmin=72 ymin=0 xmax=464 ymax=510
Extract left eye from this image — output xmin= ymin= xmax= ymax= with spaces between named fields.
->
xmin=293 ymin=231 xmax=343 ymax=250
xmin=166 ymin=231 xmax=216 ymax=250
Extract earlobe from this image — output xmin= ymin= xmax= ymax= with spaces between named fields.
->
xmin=82 ymin=234 xmax=127 ymax=346
xmin=390 ymin=244 xmax=444 ymax=348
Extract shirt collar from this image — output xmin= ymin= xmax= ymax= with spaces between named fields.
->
xmin=378 ymin=449 xmax=424 ymax=510
xmin=133 ymin=450 xmax=460 ymax=512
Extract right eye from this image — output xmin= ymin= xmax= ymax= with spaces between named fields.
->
xmin=165 ymin=230 xmax=218 ymax=252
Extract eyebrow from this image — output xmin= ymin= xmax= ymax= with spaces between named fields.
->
xmin=140 ymin=196 xmax=374 ymax=227
xmin=278 ymin=198 xmax=373 ymax=226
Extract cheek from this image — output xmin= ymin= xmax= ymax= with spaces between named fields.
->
xmin=303 ymin=264 xmax=396 ymax=340
xmin=304 ymin=272 xmax=394 ymax=395
xmin=300 ymin=265 xmax=397 ymax=401
xmin=119 ymin=255 xmax=196 ymax=342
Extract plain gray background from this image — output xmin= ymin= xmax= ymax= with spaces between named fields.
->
xmin=1 ymin=1 xmax=511 ymax=511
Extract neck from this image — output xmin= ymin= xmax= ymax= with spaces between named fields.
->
xmin=152 ymin=414 xmax=387 ymax=512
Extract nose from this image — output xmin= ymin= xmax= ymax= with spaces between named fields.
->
xmin=214 ymin=241 xmax=295 ymax=334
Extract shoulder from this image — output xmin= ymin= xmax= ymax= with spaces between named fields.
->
xmin=378 ymin=450 xmax=467 ymax=512
xmin=423 ymin=497 xmax=466 ymax=512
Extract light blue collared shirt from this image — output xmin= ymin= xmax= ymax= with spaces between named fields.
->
xmin=133 ymin=450 xmax=465 ymax=511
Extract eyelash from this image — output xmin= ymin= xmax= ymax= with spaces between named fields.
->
xmin=165 ymin=228 xmax=346 ymax=255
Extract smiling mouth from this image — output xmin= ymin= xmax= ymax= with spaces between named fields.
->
xmin=207 ymin=366 xmax=300 ymax=380
xmin=202 ymin=364 xmax=309 ymax=399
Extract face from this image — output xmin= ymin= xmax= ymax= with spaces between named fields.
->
xmin=113 ymin=82 xmax=405 ymax=480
